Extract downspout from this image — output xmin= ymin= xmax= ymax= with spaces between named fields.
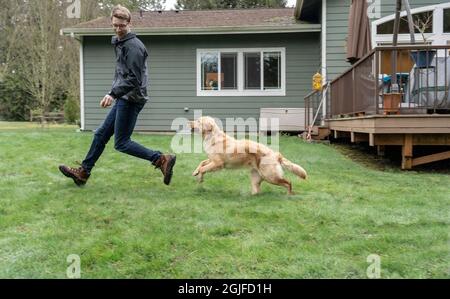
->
xmin=79 ymin=36 xmax=85 ymax=131
xmin=322 ymin=0 xmax=327 ymax=122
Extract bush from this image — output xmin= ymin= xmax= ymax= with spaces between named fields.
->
xmin=63 ymin=96 xmax=79 ymax=125
xmin=0 ymin=74 xmax=34 ymax=121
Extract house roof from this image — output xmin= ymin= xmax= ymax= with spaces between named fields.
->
xmin=294 ymin=0 xmax=321 ymax=23
xmin=62 ymin=8 xmax=321 ymax=37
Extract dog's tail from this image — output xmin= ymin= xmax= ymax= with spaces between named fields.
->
xmin=279 ymin=154 xmax=307 ymax=180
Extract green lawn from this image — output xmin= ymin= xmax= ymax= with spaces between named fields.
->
xmin=0 ymin=122 xmax=449 ymax=278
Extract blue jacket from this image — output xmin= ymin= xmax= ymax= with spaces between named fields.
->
xmin=109 ymin=32 xmax=149 ymax=103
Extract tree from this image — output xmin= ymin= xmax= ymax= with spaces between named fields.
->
xmin=13 ymin=0 xmax=70 ymax=113
xmin=99 ymin=0 xmax=167 ymax=11
xmin=0 ymin=0 xmax=167 ymax=121
xmin=175 ymin=0 xmax=287 ymax=10
xmin=0 ymin=0 xmax=25 ymax=78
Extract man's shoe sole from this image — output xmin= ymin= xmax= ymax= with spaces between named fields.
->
xmin=163 ymin=156 xmax=176 ymax=185
xmin=58 ymin=165 xmax=87 ymax=187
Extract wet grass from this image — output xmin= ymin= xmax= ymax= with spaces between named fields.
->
xmin=0 ymin=123 xmax=448 ymax=278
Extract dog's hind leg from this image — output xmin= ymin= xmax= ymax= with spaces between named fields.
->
xmin=275 ymin=178 xmax=293 ymax=195
xmin=265 ymin=176 xmax=293 ymax=195
xmin=250 ymin=169 xmax=263 ymax=195
xmin=259 ymin=163 xmax=294 ymax=195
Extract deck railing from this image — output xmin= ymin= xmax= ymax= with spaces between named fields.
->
xmin=304 ymin=89 xmax=323 ymax=130
xmin=329 ymin=45 xmax=450 ymax=118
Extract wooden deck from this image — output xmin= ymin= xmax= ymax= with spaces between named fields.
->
xmin=304 ymin=45 xmax=450 ymax=169
xmin=326 ymin=115 xmax=450 ymax=169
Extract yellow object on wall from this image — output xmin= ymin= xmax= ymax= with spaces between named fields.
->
xmin=313 ymin=72 xmax=322 ymax=91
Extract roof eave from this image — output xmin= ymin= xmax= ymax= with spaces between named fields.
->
xmin=61 ymin=24 xmax=321 ymax=37
xmin=294 ymin=0 xmax=304 ymax=20
xmin=295 ymin=0 xmax=321 ymax=23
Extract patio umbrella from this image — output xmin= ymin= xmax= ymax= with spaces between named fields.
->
xmin=346 ymin=0 xmax=372 ymax=64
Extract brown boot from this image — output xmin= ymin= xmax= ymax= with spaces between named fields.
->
xmin=152 ymin=154 xmax=176 ymax=185
xmin=58 ymin=165 xmax=90 ymax=186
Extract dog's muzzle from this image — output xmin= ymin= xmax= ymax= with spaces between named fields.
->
xmin=188 ymin=121 xmax=196 ymax=133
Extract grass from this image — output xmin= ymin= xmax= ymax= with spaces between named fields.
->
xmin=0 ymin=122 xmax=449 ymax=278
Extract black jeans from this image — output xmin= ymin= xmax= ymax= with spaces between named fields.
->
xmin=81 ymin=99 xmax=161 ymax=173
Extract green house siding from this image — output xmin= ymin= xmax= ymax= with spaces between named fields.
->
xmin=83 ymin=33 xmax=320 ymax=131
xmin=326 ymin=0 xmax=448 ymax=81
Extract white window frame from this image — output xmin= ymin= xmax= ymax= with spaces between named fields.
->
xmin=371 ymin=2 xmax=450 ymax=48
xmin=196 ymin=47 xmax=286 ymax=97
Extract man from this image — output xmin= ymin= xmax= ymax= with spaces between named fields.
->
xmin=59 ymin=5 xmax=176 ymax=186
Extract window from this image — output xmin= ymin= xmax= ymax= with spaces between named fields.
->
xmin=201 ymin=52 xmax=238 ymax=91
xmin=197 ymin=48 xmax=285 ymax=96
xmin=264 ymin=52 xmax=281 ymax=89
xmin=201 ymin=52 xmax=219 ymax=90
xmin=444 ymin=8 xmax=450 ymax=33
xmin=244 ymin=52 xmax=261 ymax=89
xmin=372 ymin=3 xmax=450 ymax=47
xmin=377 ymin=11 xmax=433 ymax=35
xmin=221 ymin=53 xmax=237 ymax=90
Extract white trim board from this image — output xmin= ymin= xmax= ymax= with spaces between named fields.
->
xmin=62 ymin=24 xmax=322 ymax=37
xmin=79 ymin=37 xmax=85 ymax=131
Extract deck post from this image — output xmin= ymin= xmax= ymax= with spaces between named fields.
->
xmin=377 ymin=145 xmax=385 ymax=156
xmin=402 ymin=134 xmax=413 ymax=169
xmin=369 ymin=133 xmax=375 ymax=146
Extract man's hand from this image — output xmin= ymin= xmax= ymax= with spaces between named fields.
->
xmin=100 ymin=95 xmax=114 ymax=108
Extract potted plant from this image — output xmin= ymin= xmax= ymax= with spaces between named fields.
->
xmin=383 ymin=92 xmax=402 ymax=114
xmin=410 ymin=13 xmax=436 ymax=68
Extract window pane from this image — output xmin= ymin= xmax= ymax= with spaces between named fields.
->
xmin=201 ymin=52 xmax=218 ymax=90
xmin=445 ymin=9 xmax=450 ymax=33
xmin=221 ymin=53 xmax=237 ymax=90
xmin=377 ymin=11 xmax=433 ymax=35
xmin=263 ymin=52 xmax=281 ymax=89
xmin=244 ymin=52 xmax=261 ymax=89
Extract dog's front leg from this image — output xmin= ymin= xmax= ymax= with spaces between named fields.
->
xmin=192 ymin=159 xmax=210 ymax=177
xmin=197 ymin=161 xmax=224 ymax=183
xmin=250 ymin=169 xmax=263 ymax=195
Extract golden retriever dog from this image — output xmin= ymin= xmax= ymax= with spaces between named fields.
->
xmin=189 ymin=116 xmax=307 ymax=195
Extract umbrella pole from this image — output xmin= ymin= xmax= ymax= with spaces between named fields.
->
xmin=403 ymin=0 xmax=416 ymax=44
xmin=391 ymin=0 xmax=402 ymax=92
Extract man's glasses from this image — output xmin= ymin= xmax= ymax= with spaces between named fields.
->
xmin=112 ymin=23 xmax=128 ymax=29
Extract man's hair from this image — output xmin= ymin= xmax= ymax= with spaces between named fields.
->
xmin=111 ymin=5 xmax=131 ymax=22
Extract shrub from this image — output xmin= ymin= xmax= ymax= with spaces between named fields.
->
xmin=0 ymin=74 xmax=34 ymax=121
xmin=63 ymin=96 xmax=80 ymax=125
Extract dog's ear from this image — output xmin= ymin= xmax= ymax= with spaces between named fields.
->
xmin=201 ymin=118 xmax=213 ymax=132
